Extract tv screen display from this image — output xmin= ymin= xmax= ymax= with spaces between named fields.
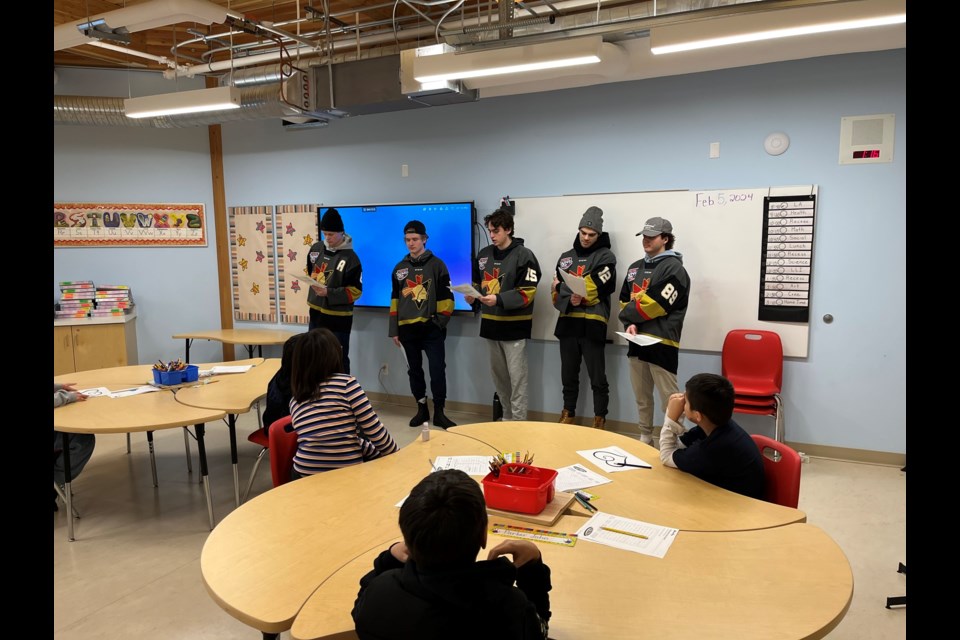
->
xmin=319 ymin=201 xmax=476 ymax=311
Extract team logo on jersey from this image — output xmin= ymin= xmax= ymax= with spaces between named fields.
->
xmin=478 ymin=257 xmax=488 ymax=270
xmin=402 ymin=275 xmax=431 ymax=308
xmin=482 ymin=268 xmax=502 ymax=295
xmin=309 ymin=251 xmax=320 ymax=263
xmin=627 ymin=267 xmax=638 ymax=282
xmin=395 ymin=268 xmax=409 ymax=280
xmin=313 ymin=262 xmax=329 ymax=285
xmin=630 ymin=278 xmax=652 ymax=301
xmin=559 ymin=257 xmax=574 ymax=270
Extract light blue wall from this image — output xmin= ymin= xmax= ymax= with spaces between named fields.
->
xmin=54 ymin=49 xmax=906 ymax=454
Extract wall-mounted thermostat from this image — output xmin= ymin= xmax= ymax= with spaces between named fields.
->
xmin=838 ymin=113 xmax=894 ymax=165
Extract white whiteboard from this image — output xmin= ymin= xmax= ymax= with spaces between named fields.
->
xmin=515 ymin=186 xmax=815 ymax=358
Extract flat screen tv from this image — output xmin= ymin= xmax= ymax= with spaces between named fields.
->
xmin=318 ymin=201 xmax=476 ymax=311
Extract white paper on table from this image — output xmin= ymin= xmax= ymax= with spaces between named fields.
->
xmin=210 ymin=365 xmax=254 ymax=374
xmin=395 ymin=495 xmax=408 ymax=507
xmin=290 ymin=273 xmax=325 ymax=289
xmin=78 ymin=387 xmax=111 ymax=398
xmin=615 ymin=331 xmax=663 ymax=347
xmin=577 ymin=445 xmax=652 ymax=473
xmin=431 ymin=455 xmax=495 ymax=476
xmin=110 ymin=385 xmax=162 ymax=398
xmin=576 ymin=511 xmax=679 ymax=558
xmin=450 ymin=283 xmax=484 ymax=298
xmin=558 ymin=269 xmax=587 ymax=297
xmin=555 ymin=463 xmax=613 ymax=493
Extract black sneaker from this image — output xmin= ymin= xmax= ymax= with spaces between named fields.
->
xmin=432 ymin=407 xmax=457 ymax=430
xmin=409 ymin=400 xmax=430 ymax=427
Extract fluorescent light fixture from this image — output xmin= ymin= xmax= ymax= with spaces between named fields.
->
xmin=125 ymin=85 xmax=241 ymax=119
xmin=413 ymin=36 xmax=602 ymax=83
xmin=650 ymin=0 xmax=906 ymax=55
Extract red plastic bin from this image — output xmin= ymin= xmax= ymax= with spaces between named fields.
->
xmin=482 ymin=463 xmax=557 ymax=515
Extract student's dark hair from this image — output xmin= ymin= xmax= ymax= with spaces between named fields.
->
xmin=684 ymin=373 xmax=735 ymax=426
xmin=484 ymin=208 xmax=515 ymax=237
xmin=290 ymin=328 xmax=343 ymax=402
xmin=275 ymin=333 xmax=303 ymax=391
xmin=399 ymin=469 xmax=487 ymax=569
xmin=663 ymin=233 xmax=676 ymax=250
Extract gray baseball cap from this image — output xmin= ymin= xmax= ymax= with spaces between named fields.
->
xmin=637 ymin=216 xmax=673 ymax=237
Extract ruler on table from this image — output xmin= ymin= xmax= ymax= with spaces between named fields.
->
xmin=490 ymin=523 xmax=578 ymax=547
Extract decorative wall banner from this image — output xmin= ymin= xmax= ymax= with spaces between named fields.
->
xmin=230 ymin=206 xmax=277 ymax=323
xmin=276 ymin=204 xmax=320 ymax=325
xmin=54 ymin=202 xmax=207 ymax=247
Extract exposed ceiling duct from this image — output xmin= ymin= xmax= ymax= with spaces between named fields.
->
xmin=53 ymin=0 xmax=905 ymax=128
xmin=54 ymin=82 xmax=303 ymax=128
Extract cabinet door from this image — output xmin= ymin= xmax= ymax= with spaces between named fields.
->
xmin=72 ymin=324 xmax=128 ymax=372
xmin=54 ymin=326 xmax=76 ymax=375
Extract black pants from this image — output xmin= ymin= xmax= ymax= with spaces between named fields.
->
xmin=559 ymin=335 xmax=609 ymax=417
xmin=401 ymin=324 xmax=447 ymax=407
xmin=309 ymin=309 xmax=351 ymax=374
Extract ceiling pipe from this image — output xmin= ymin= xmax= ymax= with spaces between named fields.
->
xmin=54 ymin=0 xmax=240 ymax=51
xmin=88 ymin=41 xmax=191 ymax=72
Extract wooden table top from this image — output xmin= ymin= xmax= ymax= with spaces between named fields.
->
xmin=172 ymin=329 xmax=299 ymax=346
xmin=175 ymin=358 xmax=280 ymax=414
xmin=201 ymin=422 xmax=810 ymax=635
xmin=292 ymin=523 xmax=853 ymax=640
xmin=52 ymin=359 xmax=265 ymax=434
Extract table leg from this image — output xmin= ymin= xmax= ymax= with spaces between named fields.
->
xmin=146 ymin=431 xmax=159 ymax=487
xmin=62 ymin=432 xmax=76 ymax=542
xmin=182 ymin=427 xmax=193 ymax=473
xmin=262 ymin=633 xmax=279 ymax=640
xmin=195 ymin=423 xmax=215 ymax=529
xmin=126 ymin=432 xmax=131 ymax=454
xmin=184 ymin=338 xmax=193 ymax=363
xmin=245 ymin=344 xmax=255 ymax=359
xmin=228 ymin=414 xmax=240 ymax=507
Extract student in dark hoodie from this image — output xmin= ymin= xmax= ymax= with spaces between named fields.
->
xmin=261 ymin=333 xmax=302 ymax=435
xmin=351 ymin=469 xmax=552 ymax=640
xmin=618 ymin=216 xmax=691 ymax=446
xmin=305 ymin=207 xmax=362 ymax=373
xmin=551 ymin=206 xmax=617 ymax=430
xmin=464 ymin=208 xmax=541 ymax=421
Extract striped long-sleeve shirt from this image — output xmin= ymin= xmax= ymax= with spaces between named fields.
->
xmin=289 ymin=374 xmax=398 ymax=476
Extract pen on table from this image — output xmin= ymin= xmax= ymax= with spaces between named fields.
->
xmin=573 ymin=493 xmax=597 ymax=513
xmin=600 ymin=526 xmax=648 ymax=540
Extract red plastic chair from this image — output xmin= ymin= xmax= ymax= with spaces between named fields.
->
xmin=751 ymin=434 xmax=801 ymax=509
xmin=268 ymin=416 xmax=298 ymax=487
xmin=722 ymin=329 xmax=785 ymax=442
xmin=240 ymin=427 xmax=271 ymax=503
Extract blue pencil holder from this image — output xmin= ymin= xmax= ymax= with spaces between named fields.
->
xmin=155 ymin=369 xmax=184 ymax=386
xmin=183 ymin=365 xmax=199 ymax=383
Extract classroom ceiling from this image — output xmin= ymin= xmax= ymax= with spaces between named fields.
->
xmin=53 ymin=0 xmax=906 ymax=125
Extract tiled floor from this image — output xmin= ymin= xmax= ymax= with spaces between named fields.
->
xmin=54 ymin=402 xmax=906 ymax=639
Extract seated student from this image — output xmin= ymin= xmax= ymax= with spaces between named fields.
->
xmin=288 ymin=328 xmax=397 ymax=478
xmin=261 ymin=333 xmax=302 ymax=435
xmin=352 ymin=469 xmax=552 ymax=640
xmin=658 ymin=372 xmax=766 ymax=500
xmin=53 ymin=382 xmax=95 ymax=511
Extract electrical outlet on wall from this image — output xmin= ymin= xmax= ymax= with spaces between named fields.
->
xmin=380 ymin=363 xmax=388 ymax=375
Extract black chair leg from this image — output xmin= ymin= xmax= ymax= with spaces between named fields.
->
xmin=885 ymin=562 xmax=906 ymax=608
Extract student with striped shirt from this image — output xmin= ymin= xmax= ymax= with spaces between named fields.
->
xmin=289 ymin=328 xmax=398 ymax=479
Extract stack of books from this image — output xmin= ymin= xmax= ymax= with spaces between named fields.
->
xmin=56 ymin=280 xmax=96 ymax=318
xmin=91 ymin=284 xmax=135 ymax=317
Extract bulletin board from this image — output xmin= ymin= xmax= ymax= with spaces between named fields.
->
xmin=515 ymin=186 xmax=817 ymax=358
